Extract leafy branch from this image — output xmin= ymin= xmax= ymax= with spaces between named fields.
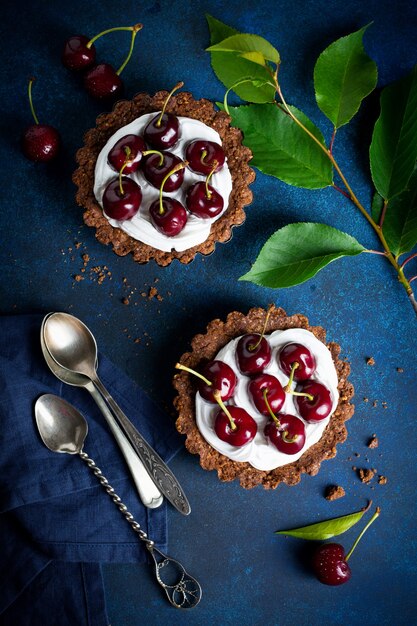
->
xmin=206 ymin=15 xmax=417 ymax=316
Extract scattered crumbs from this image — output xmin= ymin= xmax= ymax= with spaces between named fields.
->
xmin=382 ymin=401 xmax=388 ymax=409
xmin=366 ymin=357 xmax=375 ymax=366
xmin=148 ymin=286 xmax=158 ymax=300
xmin=368 ymin=435 xmax=379 ymax=449
xmin=352 ymin=466 xmax=357 ymax=471
xmin=396 ymin=367 xmax=404 ymax=373
xmin=354 ymin=452 xmax=360 ymax=457
xmin=122 ymin=297 xmax=130 ymax=305
xmin=378 ymin=475 xmax=388 ymax=485
xmin=75 ymin=241 xmax=82 ymax=249
xmin=372 ymin=400 xmax=378 ymax=408
xmin=358 ymin=468 xmax=375 ymax=483
xmin=363 ymin=397 xmax=369 ymax=403
xmin=325 ymin=485 xmax=345 ymax=501
xmin=134 ymin=338 xmax=141 ymax=344
xmin=74 ymin=274 xmax=84 ymax=282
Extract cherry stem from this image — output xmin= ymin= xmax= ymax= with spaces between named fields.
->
xmin=263 ymin=389 xmax=281 ymax=427
xmin=158 ymin=161 xmax=188 ymax=215
xmin=116 ymin=24 xmax=143 ymax=76
xmin=345 ymin=507 xmax=381 ymax=562
xmin=213 ymin=390 xmax=237 ymax=431
xmin=175 ymin=362 xmax=212 ymax=387
xmin=248 ymin=306 xmax=273 ymax=352
xmin=88 ymin=23 xmax=143 ymax=48
xmin=289 ymin=389 xmax=314 ymax=402
xmin=27 ymin=77 xmax=39 ymax=125
xmin=117 ymin=146 xmax=132 ymax=195
xmin=143 ymin=149 xmax=164 ymax=166
xmin=205 ymin=161 xmax=218 ymax=199
xmin=284 ymin=361 xmax=299 ymax=392
xmin=156 ymin=81 xmax=184 ymax=127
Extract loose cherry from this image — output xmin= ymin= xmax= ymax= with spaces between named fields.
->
xmin=279 ymin=343 xmax=316 ymax=382
xmin=293 ymin=380 xmax=332 ymax=423
xmin=236 ymin=308 xmax=273 ymax=375
xmin=312 ymin=507 xmax=380 ymax=586
xmin=143 ymin=151 xmax=185 ymax=192
xmin=262 ymin=392 xmax=305 ymax=454
xmin=84 ymin=24 xmax=142 ymax=100
xmin=186 ymin=159 xmax=224 ymax=219
xmin=186 ymin=140 xmax=225 ymax=175
xmin=62 ymin=35 xmax=96 ymax=71
xmin=102 ymin=155 xmax=141 ymax=220
xmin=143 ymin=82 xmax=183 ymax=149
xmin=108 ymin=135 xmax=147 ymax=173
xmin=149 ymin=161 xmax=188 ymax=236
xmin=21 ymin=78 xmax=60 ymax=162
xmin=213 ymin=390 xmax=257 ymax=447
xmin=175 ymin=360 xmax=237 ymax=403
xmin=248 ymin=374 xmax=285 ymax=415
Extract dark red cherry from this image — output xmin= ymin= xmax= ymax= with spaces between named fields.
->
xmin=22 ymin=78 xmax=60 ymax=162
xmin=279 ymin=343 xmax=316 ymax=381
xmin=264 ymin=413 xmax=306 ymax=455
xmin=198 ymin=360 xmax=237 ymax=403
xmin=236 ymin=334 xmax=271 ymax=375
xmin=248 ymin=374 xmax=285 ymax=415
xmin=186 ymin=140 xmax=225 ymax=175
xmin=214 ymin=406 xmax=257 ymax=447
xmin=22 ymin=125 xmax=60 ymax=162
xmin=294 ymin=380 xmax=332 ymax=423
xmin=62 ymin=35 xmax=96 ymax=71
xmin=312 ymin=543 xmax=351 ymax=586
xmin=102 ymin=177 xmax=141 ymax=220
xmin=149 ymin=197 xmax=187 ymax=237
xmin=84 ymin=63 xmax=123 ymax=100
xmin=143 ymin=112 xmax=179 ymax=150
xmin=186 ymin=182 xmax=224 ymax=219
xmin=108 ymin=134 xmax=147 ymax=173
xmin=143 ymin=152 xmax=184 ymax=192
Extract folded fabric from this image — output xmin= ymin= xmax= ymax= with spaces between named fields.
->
xmin=0 ymin=313 xmax=182 ymax=625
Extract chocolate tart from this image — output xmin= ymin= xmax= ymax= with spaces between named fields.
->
xmin=173 ymin=306 xmax=354 ymax=489
xmin=73 ymin=90 xmax=255 ymax=266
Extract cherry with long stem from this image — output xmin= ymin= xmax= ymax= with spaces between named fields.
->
xmin=21 ymin=77 xmax=60 ymax=162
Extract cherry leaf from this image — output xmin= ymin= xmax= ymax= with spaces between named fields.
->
xmin=370 ymin=65 xmax=417 ymax=201
xmin=314 ymin=25 xmax=377 ymax=129
xmin=239 ymin=223 xmax=365 ymax=288
xmin=206 ymin=15 xmax=275 ymax=104
xmin=382 ymin=168 xmax=417 ymax=256
xmin=275 ymin=504 xmax=371 ymax=540
xmin=207 ymin=33 xmax=280 ymax=64
xmin=225 ymin=103 xmax=332 ymax=188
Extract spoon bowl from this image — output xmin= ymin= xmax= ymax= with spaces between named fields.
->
xmin=35 ymin=393 xmax=87 ymax=454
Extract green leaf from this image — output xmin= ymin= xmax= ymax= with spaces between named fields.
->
xmin=226 ymin=103 xmax=332 ymax=188
xmin=370 ymin=65 xmax=417 ymax=200
xmin=206 ymin=15 xmax=275 ymax=104
xmin=314 ymin=25 xmax=377 ymax=129
xmin=207 ymin=33 xmax=280 ymax=64
xmin=239 ymin=223 xmax=365 ymax=288
xmin=275 ymin=504 xmax=370 ymax=540
xmin=383 ymin=168 xmax=417 ymax=256
xmin=371 ymin=191 xmax=384 ymax=223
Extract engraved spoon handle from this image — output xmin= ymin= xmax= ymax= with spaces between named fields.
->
xmin=92 ymin=376 xmax=191 ymax=516
xmin=78 ymin=450 xmax=201 ymax=609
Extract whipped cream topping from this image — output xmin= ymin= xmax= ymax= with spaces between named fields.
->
xmin=93 ymin=113 xmax=233 ymax=252
xmin=195 ymin=328 xmax=339 ymax=471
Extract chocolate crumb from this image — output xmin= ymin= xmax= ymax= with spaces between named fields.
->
xmin=148 ymin=286 xmax=158 ymax=300
xmin=366 ymin=357 xmax=375 ymax=366
xmin=396 ymin=367 xmax=403 ymax=373
xmin=122 ymin=297 xmax=130 ymax=305
xmin=74 ymin=275 xmax=84 ymax=282
xmin=368 ymin=436 xmax=379 ymax=448
xmin=325 ymin=485 xmax=346 ymax=500
xmin=363 ymin=397 xmax=369 ymax=403
xmin=358 ymin=468 xmax=375 ymax=483
xmin=378 ymin=475 xmax=388 ymax=485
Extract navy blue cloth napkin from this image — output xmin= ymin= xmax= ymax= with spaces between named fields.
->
xmin=0 ymin=313 xmax=182 ymax=625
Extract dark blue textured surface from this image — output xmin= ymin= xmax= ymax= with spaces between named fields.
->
xmin=1 ymin=0 xmax=416 ymax=624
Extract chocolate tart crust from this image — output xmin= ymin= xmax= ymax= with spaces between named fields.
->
xmin=73 ymin=91 xmax=255 ymax=266
xmin=173 ymin=306 xmax=354 ymax=489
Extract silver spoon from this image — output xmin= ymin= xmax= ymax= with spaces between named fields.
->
xmin=43 ymin=312 xmax=190 ymax=516
xmin=40 ymin=315 xmax=163 ymax=510
xmin=34 ymin=394 xmax=202 ymax=610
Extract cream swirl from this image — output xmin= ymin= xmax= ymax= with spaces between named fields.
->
xmin=93 ymin=113 xmax=233 ymax=252
xmin=195 ymin=328 xmax=339 ymax=471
